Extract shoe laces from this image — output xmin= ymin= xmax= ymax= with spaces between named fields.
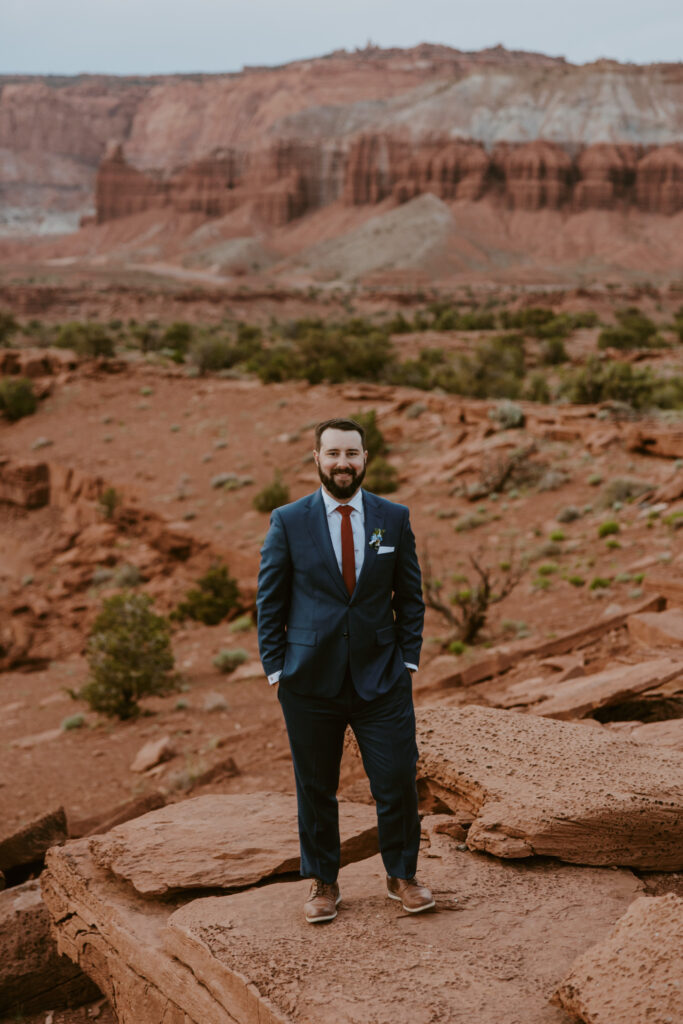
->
xmin=311 ymin=879 xmax=336 ymax=899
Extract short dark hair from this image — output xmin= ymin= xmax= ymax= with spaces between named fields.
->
xmin=315 ymin=418 xmax=366 ymax=450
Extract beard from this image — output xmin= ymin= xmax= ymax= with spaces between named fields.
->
xmin=317 ymin=462 xmax=366 ymax=500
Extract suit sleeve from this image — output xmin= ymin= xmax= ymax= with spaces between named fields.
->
xmin=256 ymin=509 xmax=292 ymax=678
xmin=392 ymin=508 xmax=425 ymax=667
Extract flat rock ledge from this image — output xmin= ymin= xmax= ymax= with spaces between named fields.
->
xmin=416 ymin=705 xmax=683 ymax=868
xmin=88 ymin=793 xmax=378 ymax=896
xmin=553 ymin=893 xmax=683 ymax=1023
xmin=42 ymin=816 xmax=643 ymax=1024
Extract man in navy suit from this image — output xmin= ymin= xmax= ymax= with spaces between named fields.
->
xmin=257 ymin=417 xmax=433 ymax=923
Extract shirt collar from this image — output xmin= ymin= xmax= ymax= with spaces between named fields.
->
xmin=320 ymin=485 xmax=364 ymax=517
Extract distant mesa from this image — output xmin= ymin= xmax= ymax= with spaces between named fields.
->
xmin=1 ymin=43 xmax=682 ymax=237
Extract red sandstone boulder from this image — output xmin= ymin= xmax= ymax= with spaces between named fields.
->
xmin=417 ymin=705 xmax=683 ymax=868
xmin=0 ymin=458 xmax=49 ymax=508
xmin=553 ymin=893 xmax=683 ymax=1023
xmin=88 ymin=793 xmax=378 ymax=895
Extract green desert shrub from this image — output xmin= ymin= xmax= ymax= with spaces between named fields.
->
xmin=597 ymin=308 xmax=659 ymax=351
xmin=365 ymin=456 xmax=399 ymax=494
xmin=557 ymin=505 xmax=581 ymax=523
xmin=352 ymin=409 xmax=387 ymax=460
xmin=173 ymin=563 xmax=242 ymax=626
xmin=55 ymin=321 xmax=115 ymax=357
xmin=0 ymin=377 xmax=37 ymax=421
xmin=0 ymin=311 xmax=18 ymax=346
xmin=74 ymin=593 xmax=178 ymax=719
xmin=489 ymin=400 xmax=525 ymax=429
xmin=523 ymin=372 xmax=551 ymax=403
xmin=253 ymin=472 xmax=290 ymax=513
xmin=500 ymin=307 xmax=556 ymax=331
xmin=598 ymin=520 xmax=620 ymax=538
xmin=539 ymin=336 xmax=569 ymax=365
xmin=602 ymin=478 xmax=654 ymax=505
xmin=559 ymin=357 xmax=683 ymax=410
xmin=250 ymin=320 xmax=394 ymax=385
xmin=213 ymin=648 xmax=249 ymax=673
xmin=189 ymin=334 xmax=238 ymax=375
xmin=589 ymin=576 xmax=611 ymax=590
xmin=98 ymin=486 xmax=121 ymax=519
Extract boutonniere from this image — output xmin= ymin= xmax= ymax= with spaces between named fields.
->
xmin=369 ymin=528 xmax=385 ymax=551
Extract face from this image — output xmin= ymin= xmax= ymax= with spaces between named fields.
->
xmin=314 ymin=427 xmax=367 ymax=501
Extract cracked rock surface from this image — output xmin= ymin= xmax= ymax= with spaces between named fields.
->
xmin=416 ymin=705 xmax=683 ymax=868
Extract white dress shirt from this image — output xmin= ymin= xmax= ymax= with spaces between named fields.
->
xmin=267 ymin=486 xmax=416 ymax=683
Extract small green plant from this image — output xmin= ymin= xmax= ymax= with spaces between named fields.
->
xmin=663 ymin=510 xmax=683 ymax=531
xmin=173 ymin=563 xmax=242 ymax=626
xmin=549 ymin=529 xmax=565 ymax=542
xmin=113 ymin=563 xmax=142 ymax=588
xmin=55 ymin=321 xmax=115 ymax=357
xmin=567 ymin=575 xmax=585 ymax=587
xmin=228 ymin=613 xmax=254 ymax=633
xmin=447 ymin=640 xmax=467 ymax=655
xmin=0 ymin=311 xmax=18 ymax=346
xmin=0 ymin=377 xmax=37 ymax=421
xmin=605 ymin=538 xmax=621 ymax=549
xmin=351 ymin=409 xmax=387 ymax=460
xmin=213 ymin=648 xmax=249 ymax=673
xmin=598 ymin=520 xmax=620 ymax=538
xmin=602 ymin=478 xmax=653 ymax=506
xmin=61 ymin=713 xmax=85 ymax=731
xmin=537 ymin=562 xmax=559 ymax=576
xmin=557 ymin=505 xmax=581 ymax=523
xmin=99 ymin=486 xmax=121 ymax=519
xmin=588 ymin=473 xmax=602 ymax=486
xmin=489 ymin=400 xmax=525 ymax=429
xmin=365 ymin=456 xmax=399 ymax=494
xmin=633 ymin=572 xmax=645 ymax=584
xmin=253 ymin=472 xmax=290 ymax=513
xmin=73 ymin=593 xmax=178 ymax=719
xmin=589 ymin=577 xmax=611 ymax=590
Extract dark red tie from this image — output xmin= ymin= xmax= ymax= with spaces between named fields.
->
xmin=336 ymin=505 xmax=356 ymax=596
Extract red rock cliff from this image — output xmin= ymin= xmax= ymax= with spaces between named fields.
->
xmin=94 ymin=138 xmax=683 ymax=227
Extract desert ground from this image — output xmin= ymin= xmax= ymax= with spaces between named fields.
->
xmin=1 ymin=267 xmax=683 ymax=1023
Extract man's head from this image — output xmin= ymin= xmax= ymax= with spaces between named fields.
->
xmin=314 ymin=418 xmax=368 ymax=501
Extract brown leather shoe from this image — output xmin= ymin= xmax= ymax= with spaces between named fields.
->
xmin=304 ymin=879 xmax=341 ymax=923
xmin=386 ymin=876 xmax=435 ymax=913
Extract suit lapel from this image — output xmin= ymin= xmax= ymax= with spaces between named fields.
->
xmin=352 ymin=490 xmax=383 ymax=603
xmin=304 ymin=490 xmax=349 ymax=600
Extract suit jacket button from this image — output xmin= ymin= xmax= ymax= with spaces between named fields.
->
xmin=343 ymin=632 xmax=349 ymax=638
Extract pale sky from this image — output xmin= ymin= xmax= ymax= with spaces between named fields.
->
xmin=2 ymin=0 xmax=682 ymax=75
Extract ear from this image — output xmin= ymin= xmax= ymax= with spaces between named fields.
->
xmin=313 ymin=449 xmax=320 ymax=465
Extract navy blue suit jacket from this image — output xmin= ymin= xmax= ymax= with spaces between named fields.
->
xmin=256 ymin=488 xmax=425 ymax=700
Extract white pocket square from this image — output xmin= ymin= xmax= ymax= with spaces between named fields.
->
xmin=377 ymin=546 xmax=395 ymax=554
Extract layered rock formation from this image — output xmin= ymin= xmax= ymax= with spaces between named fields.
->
xmin=3 ymin=44 xmax=683 ymax=233
xmin=93 ymin=137 xmax=683 ymax=228
xmin=416 ymin=705 xmax=683 ymax=867
xmin=41 ymin=792 xmax=645 ymax=1024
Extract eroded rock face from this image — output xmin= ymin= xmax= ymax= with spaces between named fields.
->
xmin=0 ymin=458 xmax=49 ymax=509
xmin=42 ymin=823 xmax=643 ymax=1024
xmin=0 ymin=806 xmax=67 ymax=873
xmin=416 ymin=705 xmax=683 ymax=868
xmin=553 ymin=893 xmax=683 ymax=1023
xmin=88 ymin=793 xmax=378 ymax=896
xmin=92 ymin=138 xmax=683 ymax=227
xmin=0 ymin=879 xmax=99 ymax=1014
